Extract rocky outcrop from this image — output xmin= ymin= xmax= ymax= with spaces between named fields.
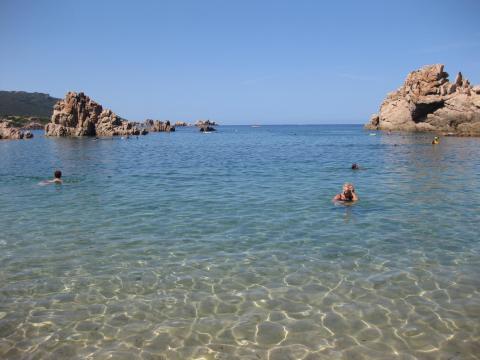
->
xmin=366 ymin=64 xmax=480 ymax=135
xmin=0 ymin=120 xmax=33 ymax=139
xmin=195 ymin=120 xmax=217 ymax=127
xmin=195 ymin=120 xmax=217 ymax=132
xmin=145 ymin=119 xmax=175 ymax=132
xmin=22 ymin=120 xmax=44 ymax=130
xmin=175 ymin=121 xmax=189 ymax=127
xmin=45 ymin=92 xmax=147 ymax=137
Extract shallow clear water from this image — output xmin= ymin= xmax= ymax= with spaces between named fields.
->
xmin=0 ymin=125 xmax=479 ymax=359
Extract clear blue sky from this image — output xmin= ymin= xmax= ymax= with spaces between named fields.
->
xmin=1 ymin=0 xmax=479 ymax=124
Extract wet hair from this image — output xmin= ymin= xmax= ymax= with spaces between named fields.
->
xmin=54 ymin=170 xmax=62 ymax=179
xmin=351 ymin=163 xmax=359 ymax=170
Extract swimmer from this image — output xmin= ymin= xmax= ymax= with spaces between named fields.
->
xmin=432 ymin=136 xmax=440 ymax=145
xmin=49 ymin=170 xmax=63 ymax=184
xmin=351 ymin=163 xmax=360 ymax=170
xmin=333 ymin=183 xmax=359 ymax=202
xmin=40 ymin=170 xmax=63 ymax=185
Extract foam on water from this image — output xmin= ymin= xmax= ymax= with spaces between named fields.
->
xmin=0 ymin=126 xmax=479 ymax=359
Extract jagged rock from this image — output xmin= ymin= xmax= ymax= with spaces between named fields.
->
xmin=365 ymin=64 xmax=480 ymax=135
xmin=174 ymin=121 xmax=189 ymax=127
xmin=0 ymin=120 xmax=34 ymax=139
xmin=145 ymin=119 xmax=175 ymax=132
xmin=195 ymin=120 xmax=217 ymax=127
xmin=45 ymin=92 xmax=146 ymax=137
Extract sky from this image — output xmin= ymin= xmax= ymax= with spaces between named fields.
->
xmin=1 ymin=0 xmax=479 ymax=124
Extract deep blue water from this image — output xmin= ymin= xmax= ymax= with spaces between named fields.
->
xmin=0 ymin=125 xmax=479 ymax=359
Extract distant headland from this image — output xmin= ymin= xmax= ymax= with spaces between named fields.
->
xmin=365 ymin=64 xmax=480 ymax=135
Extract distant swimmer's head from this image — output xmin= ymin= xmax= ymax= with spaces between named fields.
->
xmin=351 ymin=163 xmax=359 ymax=170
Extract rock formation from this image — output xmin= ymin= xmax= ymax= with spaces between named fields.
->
xmin=45 ymin=92 xmax=147 ymax=137
xmin=145 ymin=119 xmax=175 ymax=132
xmin=195 ymin=120 xmax=217 ymax=127
xmin=174 ymin=121 xmax=189 ymax=127
xmin=195 ymin=120 xmax=217 ymax=132
xmin=22 ymin=119 xmax=44 ymax=130
xmin=365 ymin=64 xmax=480 ymax=135
xmin=0 ymin=120 xmax=33 ymax=139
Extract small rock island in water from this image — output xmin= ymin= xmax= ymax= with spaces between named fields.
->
xmin=366 ymin=64 xmax=480 ymax=135
xmin=195 ymin=119 xmax=217 ymax=132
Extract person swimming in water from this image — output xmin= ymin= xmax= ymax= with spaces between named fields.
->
xmin=333 ymin=183 xmax=359 ymax=202
xmin=351 ymin=163 xmax=360 ymax=170
xmin=50 ymin=170 xmax=63 ymax=184
xmin=432 ymin=136 xmax=440 ymax=145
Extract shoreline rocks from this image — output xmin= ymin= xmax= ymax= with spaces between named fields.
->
xmin=22 ymin=122 xmax=44 ymax=130
xmin=0 ymin=115 xmax=48 ymax=130
xmin=365 ymin=64 xmax=480 ymax=136
xmin=0 ymin=120 xmax=33 ymax=139
xmin=45 ymin=92 xmax=147 ymax=137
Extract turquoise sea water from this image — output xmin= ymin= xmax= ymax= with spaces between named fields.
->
xmin=0 ymin=125 xmax=479 ymax=359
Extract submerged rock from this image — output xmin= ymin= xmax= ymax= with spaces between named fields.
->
xmin=45 ymin=92 xmax=146 ymax=137
xmin=0 ymin=120 xmax=34 ymax=139
xmin=145 ymin=119 xmax=175 ymax=132
xmin=199 ymin=126 xmax=216 ymax=132
xmin=365 ymin=64 xmax=480 ymax=135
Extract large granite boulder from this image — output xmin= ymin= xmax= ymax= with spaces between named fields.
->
xmin=365 ymin=64 xmax=480 ymax=135
xmin=0 ymin=120 xmax=33 ymax=139
xmin=45 ymin=92 xmax=146 ymax=137
xmin=145 ymin=119 xmax=175 ymax=132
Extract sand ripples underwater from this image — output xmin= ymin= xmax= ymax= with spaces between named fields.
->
xmin=0 ymin=125 xmax=479 ymax=359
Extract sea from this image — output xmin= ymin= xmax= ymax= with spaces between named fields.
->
xmin=0 ymin=125 xmax=479 ymax=359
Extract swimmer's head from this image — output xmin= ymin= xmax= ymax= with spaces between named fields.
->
xmin=54 ymin=170 xmax=62 ymax=179
xmin=343 ymin=183 xmax=354 ymax=192
xmin=351 ymin=163 xmax=359 ymax=170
